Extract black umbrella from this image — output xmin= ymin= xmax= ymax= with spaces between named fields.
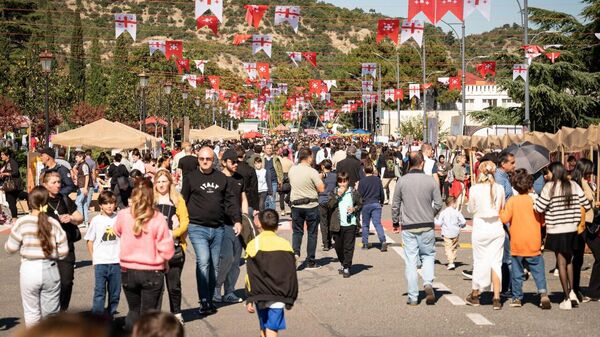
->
xmin=505 ymin=141 xmax=550 ymax=174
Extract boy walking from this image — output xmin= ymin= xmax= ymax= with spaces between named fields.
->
xmin=246 ymin=209 xmax=298 ymax=337
xmin=84 ymin=191 xmax=121 ymax=317
xmin=435 ymin=196 xmax=466 ymax=270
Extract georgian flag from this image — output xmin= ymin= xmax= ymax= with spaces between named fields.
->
xmin=148 ymin=40 xmax=165 ymax=56
xmin=205 ymin=89 xmax=218 ymax=100
xmin=323 ymin=80 xmax=337 ymax=92
xmin=194 ymin=60 xmax=208 ymax=74
xmin=274 ymin=6 xmax=301 ymax=33
xmin=287 ymin=52 xmax=302 ymax=66
xmin=400 ymin=20 xmax=424 ymax=47
xmin=182 ymin=74 xmax=201 ymax=88
xmin=465 ymin=0 xmax=491 ymax=21
xmin=513 ymin=64 xmax=528 ymax=81
xmin=278 ymin=83 xmax=288 ymax=94
xmin=361 ymin=80 xmax=373 ymax=92
xmin=361 ymin=63 xmax=377 ymax=79
xmin=437 ymin=77 xmax=450 ymax=85
xmin=115 ymin=14 xmax=137 ymax=41
xmin=195 ymin=0 xmax=223 ymax=23
xmin=324 ymin=109 xmax=336 ymax=121
xmin=243 ymin=63 xmax=257 ymax=79
xmin=341 ymin=104 xmax=351 ymax=113
xmin=384 ymin=89 xmax=396 ymax=102
xmin=409 ymin=83 xmax=421 ymax=99
xmin=252 ymin=35 xmax=272 ymax=58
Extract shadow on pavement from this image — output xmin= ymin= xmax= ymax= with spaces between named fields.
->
xmin=350 ymin=264 xmax=373 ymax=275
xmin=0 ymin=317 xmax=19 ymax=331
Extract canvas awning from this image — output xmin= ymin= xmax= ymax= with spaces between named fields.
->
xmin=52 ymin=119 xmax=160 ymax=149
xmin=189 ymin=125 xmax=240 ymax=141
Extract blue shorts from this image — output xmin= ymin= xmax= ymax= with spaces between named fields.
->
xmin=257 ymin=307 xmax=286 ymax=331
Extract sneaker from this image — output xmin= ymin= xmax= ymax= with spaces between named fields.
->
xmin=581 ymin=295 xmax=592 ymax=303
xmin=280 ymin=210 xmax=286 ymax=216
xmin=447 ymin=263 xmax=456 ymax=270
xmin=465 ymin=292 xmax=480 ymax=307
xmin=461 ymin=270 xmax=473 ymax=280
xmin=569 ymin=290 xmax=580 ymax=307
xmin=338 ymin=267 xmax=344 ymax=275
xmin=223 ymin=293 xmax=243 ymax=303
xmin=540 ymin=294 xmax=552 ymax=310
xmin=559 ymin=299 xmax=572 ymax=310
xmin=213 ymin=291 xmax=222 ymax=303
xmin=342 ymin=268 xmax=351 ymax=278
xmin=424 ymin=285 xmax=436 ymax=305
xmin=552 ymin=268 xmax=559 ymax=277
xmin=380 ymin=243 xmax=388 ymax=252
xmin=509 ymin=299 xmax=522 ymax=307
xmin=174 ymin=313 xmax=184 ymax=325
xmin=406 ymin=299 xmax=419 ymax=306
xmin=198 ymin=304 xmax=217 ymax=316
xmin=362 ymin=243 xmax=369 ymax=250
xmin=305 ymin=261 xmax=319 ymax=269
xmin=493 ymin=298 xmax=502 ymax=310
xmin=294 ymin=254 xmax=300 ymax=262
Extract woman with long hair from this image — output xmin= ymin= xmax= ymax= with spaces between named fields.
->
xmin=465 ymin=161 xmax=505 ymax=310
xmin=114 ymin=178 xmax=174 ymax=329
xmin=5 ymin=186 xmax=69 ymax=326
xmin=536 ymin=162 xmax=592 ymax=309
xmin=153 ymin=170 xmax=189 ymax=324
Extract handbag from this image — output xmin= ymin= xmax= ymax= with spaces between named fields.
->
xmin=169 ymin=244 xmax=185 ymax=266
xmin=587 ymin=208 xmax=600 ymax=236
xmin=2 ymin=178 xmax=18 ymax=192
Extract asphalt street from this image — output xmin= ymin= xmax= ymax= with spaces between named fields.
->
xmin=0 ymin=205 xmax=598 ymax=337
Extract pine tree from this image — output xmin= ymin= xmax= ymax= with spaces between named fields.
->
xmin=106 ymin=35 xmax=137 ymax=122
xmin=69 ymin=0 xmax=85 ymax=102
xmin=87 ymin=37 xmax=106 ymax=107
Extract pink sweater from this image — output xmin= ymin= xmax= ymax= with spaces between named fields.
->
xmin=114 ymin=209 xmax=174 ymax=270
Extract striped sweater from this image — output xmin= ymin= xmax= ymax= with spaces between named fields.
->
xmin=4 ymin=215 xmax=69 ymax=260
xmin=534 ymin=181 xmax=591 ymax=234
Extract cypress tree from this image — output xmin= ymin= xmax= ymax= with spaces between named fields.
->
xmin=69 ymin=0 xmax=85 ymax=102
xmin=86 ymin=36 xmax=106 ymax=107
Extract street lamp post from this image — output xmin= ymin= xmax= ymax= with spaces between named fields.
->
xmin=39 ymin=50 xmax=53 ymax=145
xmin=181 ymin=85 xmax=189 ymax=145
xmin=163 ymin=81 xmax=173 ymax=147
xmin=194 ymin=96 xmax=200 ymax=128
xmin=138 ymin=72 xmax=149 ymax=132
xmin=516 ymin=0 xmax=530 ymax=130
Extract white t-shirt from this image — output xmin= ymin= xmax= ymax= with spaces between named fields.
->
xmin=256 ymin=168 xmax=268 ymax=193
xmin=84 ymin=214 xmax=120 ymax=265
xmin=132 ymin=160 xmax=146 ymax=174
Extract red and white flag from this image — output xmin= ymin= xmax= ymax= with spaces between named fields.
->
xmin=400 ymin=20 xmax=424 ymax=47
xmin=437 ymin=77 xmax=450 ymax=85
xmin=148 ymin=40 xmax=165 ymax=56
xmin=449 ymin=76 xmax=461 ymax=91
xmin=476 ymin=61 xmax=496 ymax=77
xmin=409 ymin=83 xmax=421 ymax=99
xmin=465 ymin=0 xmax=491 ymax=21
xmin=309 ymin=80 xmax=326 ymax=95
xmin=323 ymin=80 xmax=337 ymax=92
xmin=523 ymin=45 xmax=544 ymax=64
xmin=243 ymin=63 xmax=257 ymax=79
xmin=362 ymin=93 xmax=377 ymax=104
xmin=194 ymin=60 xmax=208 ymax=74
xmin=205 ymin=89 xmax=218 ymax=100
xmin=377 ymin=19 xmax=400 ymax=45
xmin=175 ymin=58 xmax=190 ymax=74
xmin=182 ymin=74 xmax=201 ymax=88
xmin=545 ymin=52 xmax=560 ymax=63
xmin=257 ymin=63 xmax=270 ymax=80
xmin=233 ymin=34 xmax=252 ymax=45
xmin=408 ymin=0 xmax=435 ymax=24
xmin=361 ymin=63 xmax=377 ymax=79
xmin=196 ymin=15 xmax=219 ymax=35
xmin=208 ymin=75 xmax=220 ymax=90
xmin=395 ymin=89 xmax=404 ymax=100
xmin=244 ymin=5 xmax=268 ymax=28
xmin=341 ymin=104 xmax=351 ymax=113
xmin=195 ymin=0 xmax=223 ymax=23
xmin=287 ymin=52 xmax=302 ymax=66
xmin=274 ymin=6 xmax=301 ymax=33
xmin=165 ymin=40 xmax=183 ymax=60
xmin=513 ymin=64 xmax=528 ymax=81
xmin=384 ymin=89 xmax=395 ymax=102
xmin=302 ymin=52 xmax=317 ymax=67
xmin=252 ymin=35 xmax=272 ymax=58
xmin=361 ymin=80 xmax=373 ymax=92
xmin=115 ymin=14 xmax=137 ymax=41
xmin=324 ymin=109 xmax=336 ymax=122
xmin=436 ymin=0 xmax=464 ymax=23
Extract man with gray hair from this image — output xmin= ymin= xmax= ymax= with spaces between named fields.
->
xmin=392 ymin=151 xmax=443 ymax=305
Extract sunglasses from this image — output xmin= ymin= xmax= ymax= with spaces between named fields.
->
xmin=337 ymin=179 xmax=349 ymax=183
xmin=199 ymin=157 xmax=214 ymax=162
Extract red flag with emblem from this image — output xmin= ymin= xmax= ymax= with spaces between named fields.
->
xmin=208 ymin=75 xmax=220 ymax=90
xmin=233 ymin=34 xmax=252 ymax=45
xmin=436 ymin=0 xmax=464 ymax=23
xmin=257 ymin=63 xmax=270 ymax=80
xmin=175 ymin=58 xmax=190 ymax=74
xmin=476 ymin=61 xmax=496 ymax=77
xmin=309 ymin=80 xmax=326 ymax=95
xmin=244 ymin=5 xmax=268 ymax=28
xmin=408 ymin=0 xmax=436 ymax=24
xmin=196 ymin=15 xmax=219 ymax=35
xmin=377 ymin=19 xmax=400 ymax=45
xmin=394 ymin=89 xmax=404 ymax=100
xmin=301 ymin=52 xmax=317 ymax=67
xmin=165 ymin=40 xmax=183 ymax=60
xmin=545 ymin=52 xmax=560 ymax=63
xmin=449 ymin=76 xmax=461 ymax=91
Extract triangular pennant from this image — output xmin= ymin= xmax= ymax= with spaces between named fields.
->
xmin=301 ymin=52 xmax=317 ymax=67
xmin=513 ymin=64 xmax=528 ymax=81
xmin=361 ymin=63 xmax=377 ymax=79
xmin=449 ymin=76 xmax=461 ymax=91
xmin=408 ymin=0 xmax=435 ymax=24
xmin=195 ymin=0 xmax=223 ymax=23
xmin=476 ymin=61 xmax=496 ymax=77
xmin=465 ymin=0 xmax=491 ymax=21
xmin=196 ymin=15 xmax=219 ymax=35
xmin=165 ymin=40 xmax=183 ymax=60
xmin=323 ymin=80 xmax=337 ymax=92
xmin=257 ymin=63 xmax=270 ymax=80
xmin=361 ymin=80 xmax=373 ymax=92
xmin=148 ymin=40 xmax=165 ymax=56
xmin=208 ymin=75 xmax=220 ymax=90
xmin=233 ymin=34 xmax=252 ymax=45
xmin=309 ymin=80 xmax=326 ymax=95
xmin=194 ymin=60 xmax=208 ymax=74
xmin=545 ymin=52 xmax=560 ymax=63
xmin=400 ymin=20 xmax=424 ymax=47
xmin=377 ymin=19 xmax=400 ymax=45
xmin=252 ymin=34 xmax=272 ymax=58
xmin=175 ymin=58 xmax=190 ymax=75
xmin=243 ymin=62 xmax=257 ymax=79
xmin=244 ymin=5 xmax=269 ymax=28
xmin=274 ymin=6 xmax=301 ymax=33
xmin=409 ymin=83 xmax=421 ymax=99
xmin=287 ymin=52 xmax=302 ymax=66
xmin=523 ymin=45 xmax=544 ymax=65
xmin=436 ymin=0 xmax=464 ymax=23
xmin=115 ymin=13 xmax=137 ymax=41
xmin=394 ymin=89 xmax=404 ymax=100
xmin=384 ymin=89 xmax=395 ymax=102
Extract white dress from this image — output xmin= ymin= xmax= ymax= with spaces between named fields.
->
xmin=468 ymin=183 xmax=505 ymax=291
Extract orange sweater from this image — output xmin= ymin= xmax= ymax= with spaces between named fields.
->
xmin=499 ymin=194 xmax=545 ymax=257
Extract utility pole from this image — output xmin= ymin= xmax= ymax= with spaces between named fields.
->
xmin=377 ymin=63 xmax=382 ymax=136
xmin=461 ymin=21 xmax=467 ymax=135
xmin=523 ymin=0 xmax=530 ymax=131
xmin=395 ymin=52 xmax=400 ymax=138
xmin=422 ymin=39 xmax=427 ymax=143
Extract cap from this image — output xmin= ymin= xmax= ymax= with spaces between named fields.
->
xmin=40 ymin=147 xmax=55 ymax=158
xmin=347 ymin=145 xmax=357 ymax=155
xmin=222 ymin=149 xmax=238 ymax=162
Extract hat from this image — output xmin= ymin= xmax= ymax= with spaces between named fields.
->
xmin=222 ymin=149 xmax=238 ymax=162
xmin=347 ymin=145 xmax=357 ymax=155
xmin=40 ymin=147 xmax=55 ymax=158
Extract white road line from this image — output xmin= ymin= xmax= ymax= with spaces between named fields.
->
xmin=445 ymin=294 xmax=467 ymax=306
xmin=432 ymin=282 xmax=450 ymax=292
xmin=385 ymin=234 xmax=407 ymax=263
xmin=466 ymin=313 xmax=494 ymax=326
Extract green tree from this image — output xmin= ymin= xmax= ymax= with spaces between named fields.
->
xmin=87 ymin=37 xmax=106 ymax=106
xmin=69 ymin=0 xmax=86 ymax=102
xmin=106 ymin=35 xmax=137 ymax=122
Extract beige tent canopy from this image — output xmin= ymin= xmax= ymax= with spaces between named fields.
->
xmin=189 ymin=125 xmax=240 ymax=142
xmin=52 ymin=119 xmax=160 ymax=149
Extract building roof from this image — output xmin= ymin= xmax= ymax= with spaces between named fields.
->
xmin=458 ymin=70 xmax=495 ymax=86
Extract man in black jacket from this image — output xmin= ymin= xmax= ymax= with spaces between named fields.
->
xmin=182 ymin=146 xmax=241 ymax=316
xmin=335 ymin=145 xmax=365 ymax=188
xmin=235 ymin=145 xmax=260 ymax=215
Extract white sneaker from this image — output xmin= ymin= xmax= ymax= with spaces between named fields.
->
xmin=559 ymin=299 xmax=572 ymax=310
xmin=569 ymin=290 xmax=580 ymax=306
xmin=447 ymin=263 xmax=456 ymax=270
xmin=174 ymin=313 xmax=184 ymax=325
xmin=553 ymin=269 xmax=559 ymax=277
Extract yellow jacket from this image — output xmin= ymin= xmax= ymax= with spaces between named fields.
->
xmin=172 ymin=195 xmax=190 ymax=251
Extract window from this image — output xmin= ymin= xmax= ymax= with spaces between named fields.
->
xmin=465 ymin=99 xmax=475 ymax=104
xmin=502 ymin=98 xmax=513 ymax=104
xmin=483 ymin=99 xmax=497 ymax=107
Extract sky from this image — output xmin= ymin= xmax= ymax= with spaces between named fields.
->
xmin=324 ymin=0 xmax=587 ymax=35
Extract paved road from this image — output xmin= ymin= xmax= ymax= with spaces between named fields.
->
xmin=0 ymin=205 xmax=598 ymax=337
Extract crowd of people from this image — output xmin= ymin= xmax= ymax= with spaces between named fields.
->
xmin=2 ymin=136 xmax=600 ymax=336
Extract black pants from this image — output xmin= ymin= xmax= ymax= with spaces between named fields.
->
xmin=333 ymin=225 xmax=357 ymax=269
xmin=159 ymin=254 xmax=185 ymax=314
xmin=585 ymin=231 xmax=600 ymax=298
xmin=279 ymin=191 xmax=288 ymax=211
xmin=319 ymin=204 xmax=332 ymax=248
xmin=57 ymin=250 xmax=76 ymax=311
xmin=291 ymin=206 xmax=319 ymax=263
xmin=573 ymin=231 xmax=586 ymax=293
xmin=122 ymin=269 xmax=165 ymax=330
xmin=5 ymin=190 xmax=19 ymax=218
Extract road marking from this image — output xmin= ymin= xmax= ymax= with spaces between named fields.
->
xmin=445 ymin=294 xmax=467 ymax=306
xmin=432 ymin=282 xmax=450 ymax=292
xmin=385 ymin=234 xmax=406 ymax=263
xmin=466 ymin=313 xmax=494 ymax=326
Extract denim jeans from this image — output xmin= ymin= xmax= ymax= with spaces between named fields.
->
xmin=266 ymin=182 xmax=278 ymax=210
xmin=75 ymin=188 xmax=90 ymax=223
xmin=291 ymin=206 xmax=319 ymax=263
xmin=216 ymin=225 xmax=242 ymax=296
xmin=361 ymin=203 xmax=386 ymax=245
xmin=511 ymin=255 xmax=547 ymax=300
xmin=188 ymin=224 xmax=225 ymax=304
xmin=402 ymin=229 xmax=436 ymax=302
xmin=92 ymin=263 xmax=121 ymax=315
